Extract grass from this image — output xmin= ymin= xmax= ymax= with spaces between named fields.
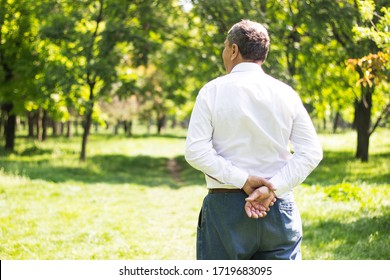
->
xmin=0 ymin=128 xmax=389 ymax=259
xmin=296 ymin=129 xmax=390 ymax=259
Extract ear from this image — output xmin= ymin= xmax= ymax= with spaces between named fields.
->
xmin=230 ymin=43 xmax=240 ymax=61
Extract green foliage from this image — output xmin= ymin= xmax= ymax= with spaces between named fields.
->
xmin=1 ymin=0 xmax=389 ymax=158
xmin=354 ymin=1 xmax=390 ymax=49
xmin=323 ymin=183 xmax=362 ymax=202
xmin=358 ymin=0 xmax=376 ymax=21
xmin=0 ymin=0 xmax=41 ymax=113
xmin=188 ymin=0 xmax=383 ymax=126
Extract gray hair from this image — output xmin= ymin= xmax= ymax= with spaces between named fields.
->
xmin=227 ymin=20 xmax=270 ymax=62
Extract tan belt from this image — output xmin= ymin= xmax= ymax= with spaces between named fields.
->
xmin=208 ymin=188 xmax=245 ymax=194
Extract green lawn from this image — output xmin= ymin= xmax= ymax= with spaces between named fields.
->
xmin=0 ymin=128 xmax=389 ymax=259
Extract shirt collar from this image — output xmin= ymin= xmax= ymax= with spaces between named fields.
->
xmin=231 ymin=62 xmax=264 ymax=74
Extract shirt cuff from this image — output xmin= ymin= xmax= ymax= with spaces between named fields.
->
xmin=269 ymin=173 xmax=290 ymax=197
xmin=229 ymin=167 xmax=248 ymax=189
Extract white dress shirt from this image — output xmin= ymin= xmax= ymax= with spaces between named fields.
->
xmin=185 ymin=62 xmax=323 ymax=198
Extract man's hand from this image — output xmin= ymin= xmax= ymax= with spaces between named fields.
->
xmin=242 ymin=175 xmax=275 ymax=196
xmin=241 ymin=176 xmax=277 ymax=218
xmin=244 ymin=186 xmax=276 ymax=219
xmin=245 ymin=199 xmax=268 ymax=218
xmin=245 ymin=186 xmax=276 ymax=218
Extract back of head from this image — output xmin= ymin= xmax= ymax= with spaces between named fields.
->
xmin=227 ymin=20 xmax=270 ymax=63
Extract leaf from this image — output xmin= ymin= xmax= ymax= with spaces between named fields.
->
xmin=358 ymin=0 xmax=375 ymax=22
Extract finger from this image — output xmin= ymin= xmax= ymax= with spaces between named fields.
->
xmin=249 ymin=210 xmax=258 ymax=219
xmin=250 ymin=207 xmax=261 ymax=219
xmin=244 ymin=205 xmax=252 ymax=218
xmin=245 ymin=189 xmax=262 ymax=202
xmin=245 ymin=190 xmax=257 ymax=201
xmin=256 ymin=211 xmax=266 ymax=219
xmin=247 ymin=204 xmax=260 ymax=218
xmin=250 ymin=202 xmax=267 ymax=211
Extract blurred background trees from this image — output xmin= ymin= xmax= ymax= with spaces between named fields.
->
xmin=1 ymin=0 xmax=389 ymax=161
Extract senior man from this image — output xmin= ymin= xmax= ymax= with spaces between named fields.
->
xmin=185 ymin=20 xmax=322 ymax=260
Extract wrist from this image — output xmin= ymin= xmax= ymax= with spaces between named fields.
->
xmin=242 ymin=183 xmax=254 ymax=196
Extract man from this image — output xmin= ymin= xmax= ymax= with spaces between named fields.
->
xmin=185 ymin=20 xmax=323 ymax=260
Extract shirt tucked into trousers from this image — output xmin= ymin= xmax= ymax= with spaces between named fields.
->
xmin=185 ymin=63 xmax=322 ymax=260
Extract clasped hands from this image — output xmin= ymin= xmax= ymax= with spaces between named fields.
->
xmin=242 ymin=176 xmax=277 ymax=219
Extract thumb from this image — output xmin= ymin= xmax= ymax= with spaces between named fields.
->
xmin=245 ymin=189 xmax=261 ymax=202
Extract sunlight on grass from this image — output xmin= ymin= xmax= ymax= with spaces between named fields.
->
xmin=0 ymin=128 xmax=389 ymax=259
xmin=0 ymin=170 xmax=206 ymax=259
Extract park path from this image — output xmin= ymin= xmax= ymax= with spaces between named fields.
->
xmin=166 ymin=158 xmax=184 ymax=186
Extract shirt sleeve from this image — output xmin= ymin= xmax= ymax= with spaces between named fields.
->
xmin=184 ymin=87 xmax=248 ymax=188
xmin=269 ymin=96 xmax=323 ymax=197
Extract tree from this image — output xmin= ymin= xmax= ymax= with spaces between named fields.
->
xmin=188 ymin=0 xmax=353 ymax=121
xmin=0 ymin=0 xmax=41 ymax=151
xmin=346 ymin=0 xmax=389 ymax=162
xmin=39 ymin=0 xmax=186 ymax=159
xmin=99 ymin=95 xmax=138 ymax=135
xmin=190 ymin=0 xmax=389 ymax=163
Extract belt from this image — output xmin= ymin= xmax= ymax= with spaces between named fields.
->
xmin=208 ymin=188 xmax=245 ymax=194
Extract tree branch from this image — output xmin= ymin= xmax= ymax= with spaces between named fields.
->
xmin=86 ymin=0 xmax=104 ymax=87
xmin=369 ymin=103 xmax=390 ymax=136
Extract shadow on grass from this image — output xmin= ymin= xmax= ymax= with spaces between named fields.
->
xmin=177 ymin=150 xmax=390 ymax=188
xmin=173 ymin=155 xmax=205 ymax=186
xmin=0 ymin=152 xmax=202 ymax=189
xmin=304 ymin=151 xmax=390 ymax=186
xmin=1 ymin=147 xmax=388 ymax=189
xmin=96 ymin=133 xmax=187 ymax=140
xmin=303 ymin=209 xmax=390 ymax=259
xmin=131 ymin=133 xmax=186 ymax=140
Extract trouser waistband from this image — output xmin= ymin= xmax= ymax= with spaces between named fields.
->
xmin=208 ymin=188 xmax=245 ymax=194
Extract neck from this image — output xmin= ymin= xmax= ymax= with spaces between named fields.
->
xmin=240 ymin=58 xmax=263 ymax=66
xmin=229 ymin=59 xmax=262 ymax=72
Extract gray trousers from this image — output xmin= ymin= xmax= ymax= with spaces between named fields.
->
xmin=197 ymin=191 xmax=302 ymax=260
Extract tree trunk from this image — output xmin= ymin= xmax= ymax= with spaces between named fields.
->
xmin=80 ymin=86 xmax=95 ymax=161
xmin=36 ymin=108 xmax=42 ymax=141
xmin=75 ymin=119 xmax=79 ymax=136
xmin=27 ymin=111 xmax=35 ymax=138
xmin=3 ymin=103 xmax=16 ymax=151
xmin=42 ymin=109 xmax=48 ymax=141
xmin=0 ymin=109 xmax=3 ymax=137
xmin=80 ymin=111 xmax=93 ymax=161
xmin=60 ymin=122 xmax=65 ymax=136
xmin=171 ymin=117 xmax=177 ymax=129
xmin=123 ymin=120 xmax=128 ymax=134
xmin=122 ymin=120 xmax=133 ymax=136
xmin=127 ymin=120 xmax=133 ymax=136
xmin=80 ymin=0 xmax=103 ymax=161
xmin=66 ymin=120 xmax=73 ymax=139
xmin=52 ymin=121 xmax=61 ymax=136
xmin=114 ymin=120 xmax=120 ymax=135
xmin=157 ymin=113 xmax=166 ymax=135
xmin=355 ymin=87 xmax=372 ymax=162
xmin=333 ymin=111 xmax=341 ymax=133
